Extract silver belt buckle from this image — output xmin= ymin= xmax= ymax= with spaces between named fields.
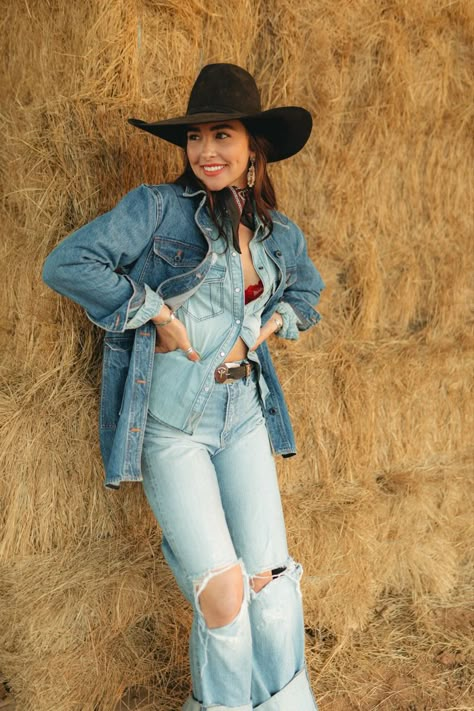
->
xmin=214 ymin=364 xmax=229 ymax=383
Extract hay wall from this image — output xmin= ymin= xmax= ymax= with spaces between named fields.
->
xmin=1 ymin=1 xmax=473 ymax=709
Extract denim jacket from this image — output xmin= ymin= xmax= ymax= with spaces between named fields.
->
xmin=42 ymin=183 xmax=325 ymax=489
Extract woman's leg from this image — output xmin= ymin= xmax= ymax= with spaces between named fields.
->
xmin=141 ymin=396 xmax=253 ymax=710
xmin=210 ymin=374 xmax=318 ymax=709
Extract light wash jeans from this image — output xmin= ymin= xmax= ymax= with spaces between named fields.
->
xmin=141 ymin=370 xmax=318 ymax=710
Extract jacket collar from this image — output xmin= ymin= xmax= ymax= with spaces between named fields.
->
xmin=182 ymin=184 xmax=269 ymax=239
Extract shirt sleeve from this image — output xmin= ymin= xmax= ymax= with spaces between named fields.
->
xmin=274 ymin=301 xmax=301 ymax=340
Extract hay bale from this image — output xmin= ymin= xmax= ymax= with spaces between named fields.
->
xmin=1 ymin=0 xmax=472 ymax=708
xmin=0 ymin=538 xmax=191 ymax=711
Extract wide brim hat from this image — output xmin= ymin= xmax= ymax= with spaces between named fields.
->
xmin=128 ymin=63 xmax=312 ymax=163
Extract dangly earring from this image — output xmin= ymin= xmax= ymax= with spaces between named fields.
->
xmin=247 ymin=156 xmax=256 ymax=188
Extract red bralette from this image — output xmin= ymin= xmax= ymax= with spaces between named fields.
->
xmin=244 ymin=280 xmax=264 ymax=305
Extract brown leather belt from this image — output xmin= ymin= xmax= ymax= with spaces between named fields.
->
xmin=214 ymin=361 xmax=254 ymax=384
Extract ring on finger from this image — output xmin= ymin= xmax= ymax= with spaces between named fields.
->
xmin=185 ymin=347 xmax=194 ymax=354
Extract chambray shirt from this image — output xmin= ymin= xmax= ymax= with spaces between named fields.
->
xmin=129 ymin=228 xmax=300 ymax=433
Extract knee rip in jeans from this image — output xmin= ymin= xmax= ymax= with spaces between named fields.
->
xmin=193 ymin=559 xmax=248 ymax=630
xmin=250 ymin=557 xmax=303 ymax=600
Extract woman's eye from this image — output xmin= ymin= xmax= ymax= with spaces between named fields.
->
xmin=187 ymin=133 xmax=200 ymax=141
xmin=215 ymin=132 xmax=230 ymax=139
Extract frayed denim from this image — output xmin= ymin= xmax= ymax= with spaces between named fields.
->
xmin=142 ymin=371 xmax=317 ymax=710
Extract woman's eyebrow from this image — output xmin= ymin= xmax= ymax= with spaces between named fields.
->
xmin=209 ymin=123 xmax=234 ymax=131
xmin=186 ymin=123 xmax=234 ymax=132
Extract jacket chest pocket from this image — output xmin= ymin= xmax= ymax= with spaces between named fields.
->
xmin=180 ymin=263 xmax=227 ymax=321
xmin=153 ymin=236 xmax=207 ymax=271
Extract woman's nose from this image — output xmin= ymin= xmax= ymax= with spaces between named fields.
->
xmin=201 ymin=137 xmax=216 ymax=158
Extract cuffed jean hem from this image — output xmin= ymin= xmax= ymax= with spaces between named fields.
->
xmin=254 ymin=667 xmax=318 ymax=710
xmin=182 ymin=698 xmax=251 ymax=710
xmin=182 ymin=667 xmax=317 ymax=710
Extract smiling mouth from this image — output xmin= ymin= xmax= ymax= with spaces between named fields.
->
xmin=201 ymin=164 xmax=226 ymax=174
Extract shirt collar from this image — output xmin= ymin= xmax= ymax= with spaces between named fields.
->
xmin=183 ymin=184 xmax=206 ymax=198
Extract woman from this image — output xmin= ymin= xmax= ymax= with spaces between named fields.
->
xmin=43 ymin=63 xmax=325 ymax=711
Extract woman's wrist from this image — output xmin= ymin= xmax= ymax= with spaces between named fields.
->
xmin=151 ymin=306 xmax=174 ymax=326
xmin=271 ymin=314 xmax=283 ymax=332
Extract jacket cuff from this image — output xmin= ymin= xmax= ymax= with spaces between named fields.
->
xmin=84 ymin=279 xmax=163 ymax=333
xmin=126 ymin=284 xmax=164 ymax=329
xmin=84 ymin=276 xmax=144 ymax=332
xmin=275 ymin=302 xmax=301 ymax=340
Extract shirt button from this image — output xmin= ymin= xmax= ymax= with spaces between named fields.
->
xmin=235 ymin=287 xmax=241 ymax=292
xmin=232 ymin=251 xmax=237 ymax=257
xmin=204 ymin=386 xmax=210 ymax=392
xmin=220 ymin=351 xmax=225 ymax=357
xmin=236 ymin=319 xmax=241 ymax=324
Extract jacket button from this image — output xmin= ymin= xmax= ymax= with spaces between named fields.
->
xmin=275 ymin=250 xmax=282 ymax=257
xmin=268 ymin=407 xmax=277 ymax=415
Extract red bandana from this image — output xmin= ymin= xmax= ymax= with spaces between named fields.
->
xmin=222 ymin=186 xmax=255 ymax=254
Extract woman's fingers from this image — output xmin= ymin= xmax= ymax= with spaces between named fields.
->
xmin=153 ymin=317 xmax=200 ymax=360
xmin=167 ymin=322 xmax=200 ymax=360
xmin=183 ymin=345 xmax=200 ymax=362
xmin=155 ymin=342 xmax=200 ymax=360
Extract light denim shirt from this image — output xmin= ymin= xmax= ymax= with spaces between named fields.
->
xmin=144 ymin=230 xmax=300 ymax=430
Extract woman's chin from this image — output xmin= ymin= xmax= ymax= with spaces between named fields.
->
xmin=201 ymin=176 xmax=230 ymax=191
xmin=195 ymin=171 xmax=246 ymax=192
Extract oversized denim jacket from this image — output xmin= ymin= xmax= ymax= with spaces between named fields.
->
xmin=42 ymin=183 xmax=325 ymax=489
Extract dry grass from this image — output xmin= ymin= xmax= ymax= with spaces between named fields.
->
xmin=0 ymin=0 xmax=473 ymax=709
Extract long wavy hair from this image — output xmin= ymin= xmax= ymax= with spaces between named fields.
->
xmin=174 ymin=125 xmax=277 ymax=242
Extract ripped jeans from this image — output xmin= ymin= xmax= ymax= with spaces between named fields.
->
xmin=141 ymin=370 xmax=318 ymax=710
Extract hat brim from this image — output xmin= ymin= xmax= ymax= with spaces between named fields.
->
xmin=128 ymin=106 xmax=312 ymax=163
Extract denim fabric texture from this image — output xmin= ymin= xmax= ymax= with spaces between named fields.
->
xmin=142 ymin=371 xmax=318 ymax=710
xmin=147 ymin=228 xmax=288 ymax=430
xmin=128 ymin=228 xmax=300 ymax=340
xmin=42 ymin=181 xmax=324 ymax=708
xmin=42 ymin=183 xmax=325 ymax=488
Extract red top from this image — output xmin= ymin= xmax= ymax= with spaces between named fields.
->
xmin=244 ymin=280 xmax=264 ymax=304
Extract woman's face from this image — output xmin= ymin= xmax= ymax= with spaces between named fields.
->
xmin=186 ymin=119 xmax=254 ymax=191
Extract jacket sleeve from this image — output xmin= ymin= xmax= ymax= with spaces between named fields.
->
xmin=279 ymin=225 xmax=325 ymax=332
xmin=274 ymin=301 xmax=301 ymax=340
xmin=42 ymin=184 xmax=161 ymax=332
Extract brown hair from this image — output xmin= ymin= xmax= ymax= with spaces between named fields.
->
xmin=174 ymin=126 xmax=277 ymax=242
xmin=245 ymin=129 xmax=277 ymax=226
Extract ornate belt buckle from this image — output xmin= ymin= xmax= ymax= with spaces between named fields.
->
xmin=244 ymin=362 xmax=251 ymax=377
xmin=214 ymin=364 xmax=229 ymax=383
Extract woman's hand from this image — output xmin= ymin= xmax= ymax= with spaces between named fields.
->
xmin=151 ymin=306 xmax=200 ymax=362
xmin=249 ymin=313 xmax=283 ymax=351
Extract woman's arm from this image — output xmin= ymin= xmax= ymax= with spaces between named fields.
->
xmin=249 ymin=312 xmax=284 ymax=351
xmin=42 ymin=185 xmax=161 ymax=333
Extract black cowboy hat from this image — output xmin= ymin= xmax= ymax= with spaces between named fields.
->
xmin=128 ymin=63 xmax=312 ymax=163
